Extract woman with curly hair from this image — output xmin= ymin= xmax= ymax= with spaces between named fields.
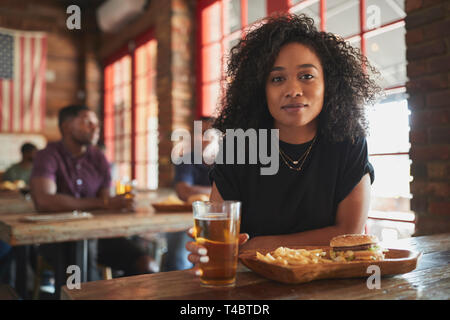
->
xmin=186 ymin=13 xmax=382 ymax=267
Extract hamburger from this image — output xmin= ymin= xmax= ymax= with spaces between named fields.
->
xmin=329 ymin=234 xmax=387 ymax=262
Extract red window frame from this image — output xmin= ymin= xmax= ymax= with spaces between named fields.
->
xmin=103 ymin=29 xmax=157 ymax=188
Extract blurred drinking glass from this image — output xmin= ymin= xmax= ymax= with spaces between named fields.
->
xmin=192 ymin=201 xmax=241 ymax=287
xmin=115 ymin=180 xmax=125 ymax=196
xmin=115 ymin=179 xmax=136 ymax=198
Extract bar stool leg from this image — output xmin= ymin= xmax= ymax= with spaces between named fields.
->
xmin=53 ymin=243 xmax=65 ymax=300
xmin=13 ymin=245 xmax=29 ymax=300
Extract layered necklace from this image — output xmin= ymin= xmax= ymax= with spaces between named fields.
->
xmin=278 ymin=135 xmax=317 ymax=172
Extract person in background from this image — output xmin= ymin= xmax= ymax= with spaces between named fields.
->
xmin=30 ymin=105 xmax=157 ymax=282
xmin=2 ymin=142 xmax=37 ymax=185
xmin=161 ymin=117 xmax=214 ymax=272
xmin=174 ymin=116 xmax=214 ymax=201
xmin=0 ymin=143 xmax=37 ymax=285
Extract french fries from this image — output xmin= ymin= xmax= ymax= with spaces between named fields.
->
xmin=256 ymin=247 xmax=334 ymax=266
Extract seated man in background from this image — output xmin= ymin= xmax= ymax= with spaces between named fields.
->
xmin=2 ymin=142 xmax=37 ymax=186
xmin=161 ymin=117 xmax=214 ymax=272
xmin=30 ymin=105 xmax=157 ymax=281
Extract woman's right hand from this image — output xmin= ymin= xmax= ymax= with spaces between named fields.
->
xmin=185 ymin=228 xmax=250 ymax=276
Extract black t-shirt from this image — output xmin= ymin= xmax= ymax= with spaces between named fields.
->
xmin=209 ymin=132 xmax=374 ymax=238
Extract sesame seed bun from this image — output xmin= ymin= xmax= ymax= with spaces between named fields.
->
xmin=330 ymin=234 xmax=379 ymax=248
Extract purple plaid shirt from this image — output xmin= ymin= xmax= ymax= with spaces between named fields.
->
xmin=31 ymin=141 xmax=111 ymax=198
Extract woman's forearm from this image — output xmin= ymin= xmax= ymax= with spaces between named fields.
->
xmin=240 ymin=224 xmax=355 ymax=251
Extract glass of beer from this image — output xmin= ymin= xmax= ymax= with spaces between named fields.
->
xmin=192 ymin=201 xmax=241 ymax=287
xmin=115 ymin=179 xmax=136 ymax=199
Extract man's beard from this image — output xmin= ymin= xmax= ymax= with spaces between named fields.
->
xmin=73 ymin=135 xmax=94 ymax=146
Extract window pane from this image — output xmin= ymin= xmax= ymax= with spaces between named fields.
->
xmin=367 ymin=98 xmax=410 ymax=154
xmin=347 ymin=36 xmax=360 ymax=50
xmin=136 ymin=164 xmax=146 ymax=190
xmin=366 ymin=0 xmax=405 ymax=29
xmin=290 ymin=0 xmax=320 ymax=30
xmin=135 ymin=45 xmax=148 ymax=77
xmin=114 ymin=109 xmax=122 ymax=138
xmin=229 ymin=0 xmax=241 ymax=33
xmin=202 ymin=43 xmax=222 ymax=82
xmin=201 ymin=1 xmax=222 ymax=44
xmin=136 ymin=134 xmax=146 ymax=162
xmin=121 ymin=56 xmax=132 ymax=84
xmin=147 ymin=163 xmax=158 ymax=190
xmin=369 ymin=154 xmax=412 ymax=198
xmin=326 ymin=0 xmax=359 ymax=38
xmin=136 ymin=105 xmax=147 ymax=135
xmin=117 ymin=163 xmax=131 ymax=181
xmin=365 ymin=26 xmax=407 ymax=89
xmin=202 ymin=81 xmax=221 ymax=116
xmin=248 ymin=0 xmax=266 ymax=24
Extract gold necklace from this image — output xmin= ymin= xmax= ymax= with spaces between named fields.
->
xmin=279 ymin=147 xmax=307 ymax=165
xmin=278 ymin=136 xmax=317 ymax=172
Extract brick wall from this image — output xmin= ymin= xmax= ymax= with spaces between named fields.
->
xmin=406 ymin=0 xmax=450 ymax=235
xmin=98 ymin=0 xmax=196 ymax=188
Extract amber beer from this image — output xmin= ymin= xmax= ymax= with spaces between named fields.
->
xmin=192 ymin=201 xmax=241 ymax=287
xmin=115 ymin=179 xmax=136 ymax=198
xmin=115 ymin=180 xmax=125 ymax=195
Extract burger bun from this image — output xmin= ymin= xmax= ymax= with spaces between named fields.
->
xmin=330 ymin=234 xmax=379 ymax=248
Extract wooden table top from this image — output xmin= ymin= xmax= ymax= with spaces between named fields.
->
xmin=0 ymin=188 xmax=194 ymax=246
xmin=0 ymin=194 xmax=35 ymax=214
xmin=0 ymin=209 xmax=193 ymax=246
xmin=61 ymin=233 xmax=450 ymax=300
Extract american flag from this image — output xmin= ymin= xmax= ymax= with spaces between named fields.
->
xmin=0 ymin=28 xmax=47 ymax=133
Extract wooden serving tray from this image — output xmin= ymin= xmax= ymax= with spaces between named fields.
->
xmin=239 ymin=246 xmax=421 ymax=284
xmin=151 ymin=203 xmax=192 ymax=213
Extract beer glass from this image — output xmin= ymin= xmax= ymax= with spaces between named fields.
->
xmin=192 ymin=201 xmax=241 ymax=287
xmin=115 ymin=179 xmax=136 ymax=199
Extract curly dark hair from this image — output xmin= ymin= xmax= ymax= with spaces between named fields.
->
xmin=213 ymin=13 xmax=382 ymax=143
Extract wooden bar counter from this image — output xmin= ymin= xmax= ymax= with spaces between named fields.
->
xmin=61 ymin=233 xmax=450 ymax=300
